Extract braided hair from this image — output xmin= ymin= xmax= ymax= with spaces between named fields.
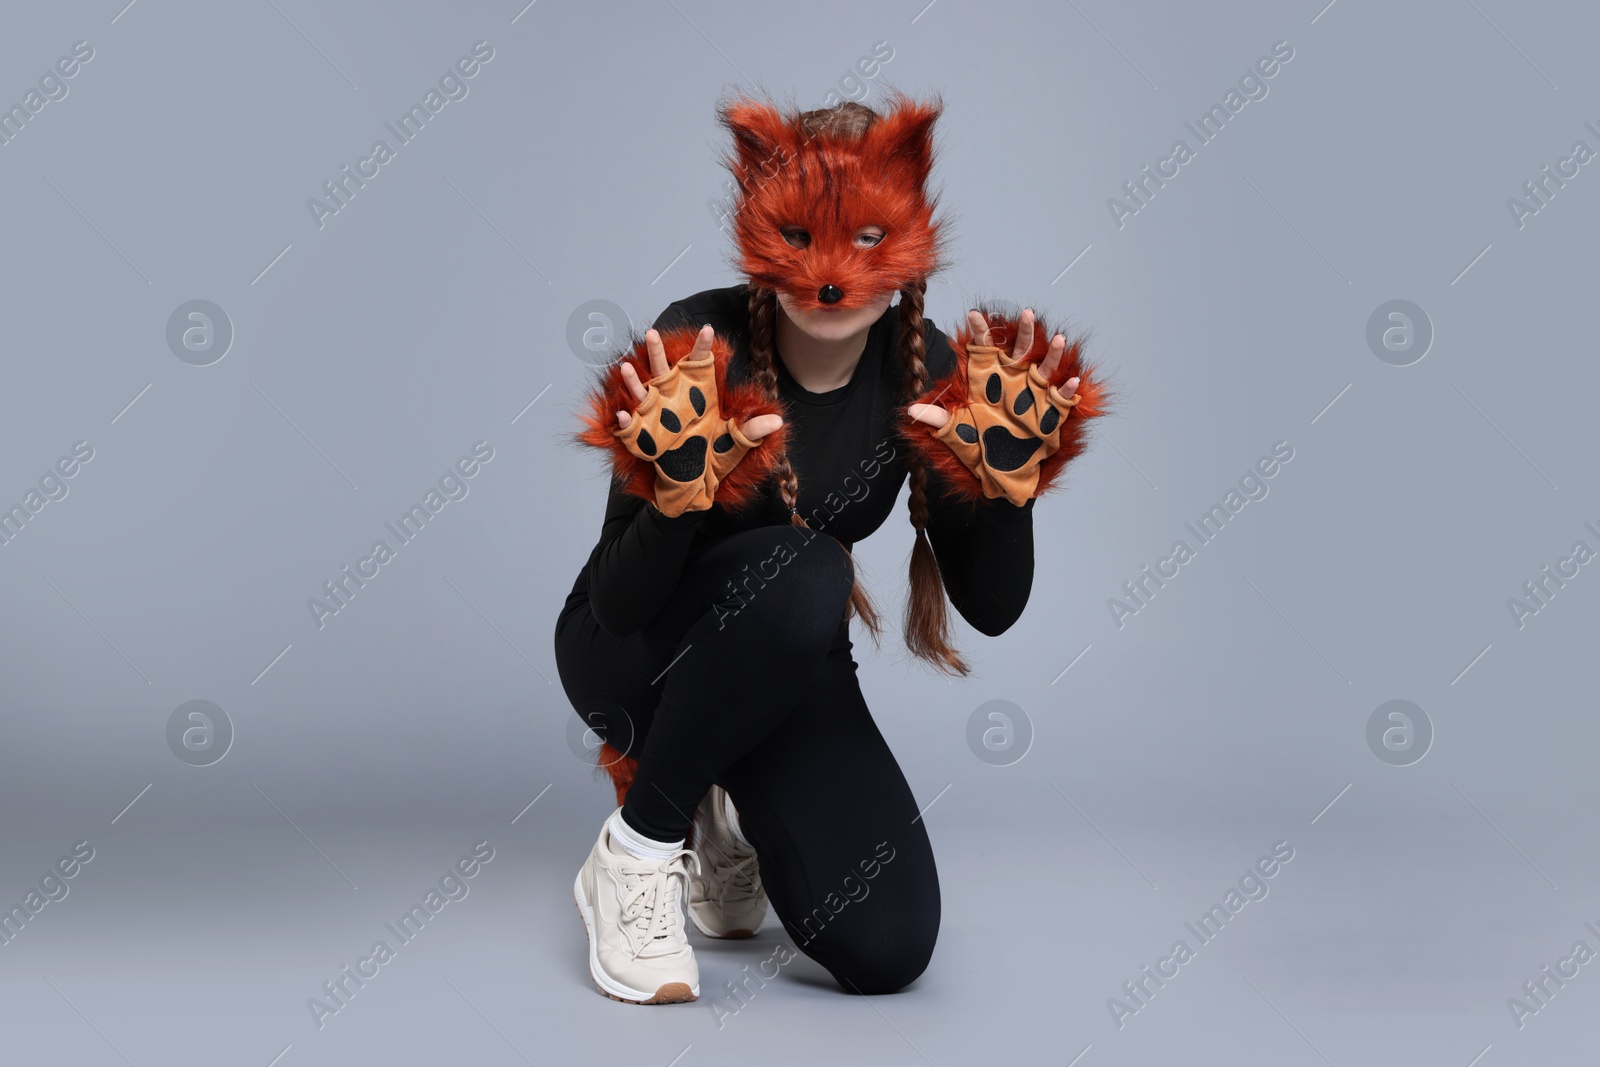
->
xmin=744 ymin=282 xmax=886 ymax=644
xmin=741 ymin=98 xmax=967 ymax=675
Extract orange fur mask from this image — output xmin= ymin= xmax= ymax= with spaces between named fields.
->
xmin=715 ymin=90 xmax=950 ymax=310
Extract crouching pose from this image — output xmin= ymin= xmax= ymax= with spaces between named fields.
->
xmin=555 ymin=90 xmax=1109 ymax=1004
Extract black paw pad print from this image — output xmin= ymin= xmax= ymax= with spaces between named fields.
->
xmin=935 ymin=344 xmax=1081 ymax=506
xmin=612 ymin=352 xmax=762 ymax=515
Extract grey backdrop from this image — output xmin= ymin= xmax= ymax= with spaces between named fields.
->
xmin=2 ymin=0 xmax=1596 ymax=1064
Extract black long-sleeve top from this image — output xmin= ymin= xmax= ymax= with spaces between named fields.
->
xmin=562 ymin=284 xmax=1036 ymax=640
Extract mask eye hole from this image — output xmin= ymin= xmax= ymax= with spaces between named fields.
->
xmin=854 ymin=227 xmax=885 ymax=248
xmin=780 ymin=226 xmax=811 ymax=249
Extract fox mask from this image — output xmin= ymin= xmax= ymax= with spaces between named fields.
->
xmin=716 ymin=90 xmax=949 ymax=311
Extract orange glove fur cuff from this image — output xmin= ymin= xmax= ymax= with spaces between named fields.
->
xmin=574 ymin=324 xmax=788 ymax=515
xmin=901 ymin=306 xmax=1109 ymax=506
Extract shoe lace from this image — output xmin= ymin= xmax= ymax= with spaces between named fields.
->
xmin=615 ymin=848 xmax=700 ymax=958
xmin=703 ymin=847 xmax=762 ymax=904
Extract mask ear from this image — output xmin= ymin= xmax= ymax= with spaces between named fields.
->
xmin=716 ymin=97 xmax=793 ymax=191
xmin=867 ymin=90 xmax=943 ymax=188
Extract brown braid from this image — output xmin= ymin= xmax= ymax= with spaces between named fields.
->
xmin=895 ymin=278 xmax=969 ymax=676
xmin=733 ymin=99 xmax=961 ymax=671
xmin=744 ymin=284 xmax=884 ymax=640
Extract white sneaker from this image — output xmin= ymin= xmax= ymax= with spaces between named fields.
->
xmin=573 ymin=809 xmax=701 ymax=1004
xmin=688 ymin=785 xmax=768 ymax=939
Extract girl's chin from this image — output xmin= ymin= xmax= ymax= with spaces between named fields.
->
xmin=801 ymin=310 xmax=872 ymax=334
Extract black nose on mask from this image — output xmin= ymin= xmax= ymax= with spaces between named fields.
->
xmin=818 ymin=284 xmax=843 ymax=305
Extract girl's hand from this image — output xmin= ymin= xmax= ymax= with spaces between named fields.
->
xmin=612 ymin=324 xmax=784 ymax=517
xmin=905 ymin=308 xmax=1095 ymax=507
xmin=617 ymin=325 xmax=784 ymax=439
xmin=908 ymin=310 xmax=1079 ymax=429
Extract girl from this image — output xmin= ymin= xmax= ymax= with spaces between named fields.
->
xmin=557 ymin=90 xmax=1107 ymax=1004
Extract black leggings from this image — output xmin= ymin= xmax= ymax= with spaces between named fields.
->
xmin=553 ymin=524 xmax=940 ymax=995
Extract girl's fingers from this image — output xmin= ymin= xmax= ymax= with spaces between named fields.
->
xmin=638 ymin=323 xmax=711 ymax=390
xmin=621 ymin=324 xmax=725 ymax=436
xmin=620 ymin=360 xmax=648 ymax=405
xmin=1039 ymin=334 xmax=1067 ymax=379
xmin=643 ymin=329 xmax=671 ymax=380
xmin=907 ymin=402 xmax=950 ymax=429
xmin=967 ymin=309 xmax=990 ymax=347
xmin=737 ymin=413 xmax=784 ymax=441
xmin=1012 ymin=308 xmax=1035 ymax=361
xmin=689 ymin=323 xmax=715 ymax=360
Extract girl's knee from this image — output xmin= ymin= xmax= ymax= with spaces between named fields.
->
xmin=714 ymin=527 xmax=853 ymax=631
xmin=821 ymin=912 xmax=939 ymax=995
xmin=784 ymin=885 xmax=939 ymax=995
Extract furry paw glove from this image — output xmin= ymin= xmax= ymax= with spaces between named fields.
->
xmin=903 ymin=306 xmax=1108 ymax=506
xmin=575 ymin=324 xmax=788 ymax=517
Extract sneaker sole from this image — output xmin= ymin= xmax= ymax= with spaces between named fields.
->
xmin=687 ymin=905 xmax=759 ymax=940
xmin=573 ymin=870 xmax=699 ymax=1004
